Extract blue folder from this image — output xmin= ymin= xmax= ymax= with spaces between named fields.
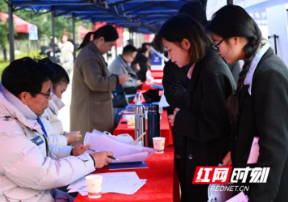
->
xmin=108 ymin=162 xmax=148 ymax=170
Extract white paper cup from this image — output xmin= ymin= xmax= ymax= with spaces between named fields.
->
xmin=85 ymin=175 xmax=103 ymax=199
xmin=126 ymin=115 xmax=135 ymax=127
xmin=153 ymin=137 xmax=165 ymax=154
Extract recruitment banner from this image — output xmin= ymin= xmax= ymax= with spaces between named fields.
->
xmin=28 ymin=24 xmax=38 ymax=40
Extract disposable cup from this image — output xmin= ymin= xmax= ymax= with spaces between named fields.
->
xmin=85 ymin=175 xmax=103 ymax=199
xmin=153 ymin=137 xmax=165 ymax=154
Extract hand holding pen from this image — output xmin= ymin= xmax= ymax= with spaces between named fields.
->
xmin=88 ymin=149 xmax=119 ymax=161
xmin=90 ymin=151 xmax=115 ymax=168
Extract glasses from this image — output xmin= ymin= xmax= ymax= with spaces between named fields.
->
xmin=39 ymin=87 xmax=52 ymax=99
xmin=212 ymin=38 xmax=224 ymax=52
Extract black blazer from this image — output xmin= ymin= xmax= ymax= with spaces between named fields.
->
xmin=162 ymin=61 xmax=190 ymax=109
xmin=132 ymin=53 xmax=148 ymax=82
xmin=174 ymin=48 xmax=236 ymax=202
xmin=163 ymin=61 xmax=239 ymax=110
xmin=229 ymin=61 xmax=241 ymax=82
xmin=174 ymin=48 xmax=235 ymax=142
xmin=232 ymin=48 xmax=288 ymax=202
xmin=162 ymin=61 xmax=190 ymax=155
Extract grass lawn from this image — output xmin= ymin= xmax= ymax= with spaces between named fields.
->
xmin=0 ymin=60 xmax=9 ymax=80
xmin=0 ymin=51 xmax=44 ymax=80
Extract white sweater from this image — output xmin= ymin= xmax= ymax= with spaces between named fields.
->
xmin=42 ymin=94 xmax=67 ymax=147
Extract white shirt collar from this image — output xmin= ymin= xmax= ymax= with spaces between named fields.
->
xmin=244 ymin=43 xmax=270 ymax=95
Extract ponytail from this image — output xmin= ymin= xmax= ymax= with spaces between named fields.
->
xmin=207 ymin=5 xmax=262 ymax=120
xmin=78 ymin=32 xmax=94 ymax=50
xmin=78 ymin=25 xmax=119 ymax=50
xmin=227 ymin=34 xmax=261 ymax=120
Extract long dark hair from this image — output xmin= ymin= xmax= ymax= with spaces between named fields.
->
xmin=207 ymin=5 xmax=262 ymax=120
xmin=153 ymin=14 xmax=211 ymax=64
xmin=39 ymin=58 xmax=70 ymax=87
xmin=78 ymin=25 xmax=119 ymax=50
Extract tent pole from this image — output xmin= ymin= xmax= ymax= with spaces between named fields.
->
xmin=8 ymin=0 xmax=15 ymax=62
xmin=51 ymin=9 xmax=56 ymax=63
xmin=72 ymin=15 xmax=76 ymax=60
xmin=227 ymin=0 xmax=233 ymax=5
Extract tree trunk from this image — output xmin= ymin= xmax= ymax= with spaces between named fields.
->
xmin=3 ymin=47 xmax=7 ymax=62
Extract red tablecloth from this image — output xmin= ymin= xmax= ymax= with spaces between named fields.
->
xmin=114 ymin=110 xmax=173 ymax=146
xmin=151 ymin=71 xmax=163 ymax=79
xmin=74 ymin=146 xmax=180 ymax=202
xmin=141 ymin=82 xmax=163 ymax=91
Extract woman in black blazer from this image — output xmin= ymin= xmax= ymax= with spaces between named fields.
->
xmin=208 ymin=5 xmax=288 ymax=202
xmin=154 ymin=14 xmax=236 ymax=202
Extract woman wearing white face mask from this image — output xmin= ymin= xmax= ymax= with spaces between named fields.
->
xmin=153 ymin=14 xmax=236 ymax=202
xmin=208 ymin=5 xmax=288 ymax=202
xmin=40 ymin=58 xmax=82 ymax=146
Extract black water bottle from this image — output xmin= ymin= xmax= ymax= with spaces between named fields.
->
xmin=147 ymin=104 xmax=160 ymax=147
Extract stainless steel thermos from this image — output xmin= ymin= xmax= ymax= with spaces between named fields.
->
xmin=135 ymin=93 xmax=146 ymax=146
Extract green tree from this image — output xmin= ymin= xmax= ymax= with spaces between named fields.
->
xmin=16 ymin=9 xmax=92 ymax=40
xmin=0 ymin=1 xmax=92 ymax=60
xmin=0 ymin=0 xmax=8 ymax=61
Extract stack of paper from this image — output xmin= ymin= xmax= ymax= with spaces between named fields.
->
xmin=68 ymin=172 xmax=146 ymax=196
xmin=226 ymin=192 xmax=249 ymax=202
xmin=84 ymin=130 xmax=155 ymax=163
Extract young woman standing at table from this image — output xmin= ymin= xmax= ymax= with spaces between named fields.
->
xmin=153 ymin=15 xmax=235 ymax=202
xmin=208 ymin=5 xmax=288 ymax=201
xmin=70 ymin=25 xmax=129 ymax=141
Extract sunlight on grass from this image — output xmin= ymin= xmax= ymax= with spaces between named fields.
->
xmin=0 ymin=50 xmax=45 ymax=80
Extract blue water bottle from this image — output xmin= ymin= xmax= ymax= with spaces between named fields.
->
xmin=147 ymin=104 xmax=160 ymax=147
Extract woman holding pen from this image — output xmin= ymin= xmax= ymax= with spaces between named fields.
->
xmin=208 ymin=5 xmax=288 ymax=201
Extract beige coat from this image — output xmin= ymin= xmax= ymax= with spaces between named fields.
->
xmin=70 ymin=42 xmax=118 ymax=141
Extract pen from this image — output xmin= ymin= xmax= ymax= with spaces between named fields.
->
xmin=88 ymin=148 xmax=97 ymax=152
xmin=108 ymin=156 xmax=120 ymax=161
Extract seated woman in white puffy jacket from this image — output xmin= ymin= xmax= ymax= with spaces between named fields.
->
xmin=0 ymin=57 xmax=113 ymax=201
xmin=40 ymin=58 xmax=81 ymax=146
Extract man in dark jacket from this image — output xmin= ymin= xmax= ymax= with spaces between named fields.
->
xmin=132 ymin=47 xmax=149 ymax=83
xmin=108 ymin=45 xmax=142 ymax=94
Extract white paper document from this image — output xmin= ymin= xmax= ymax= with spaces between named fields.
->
xmin=68 ymin=172 xmax=146 ymax=195
xmin=159 ymin=90 xmax=169 ymax=107
xmin=84 ymin=130 xmax=155 ymax=163
xmin=226 ymin=192 xmax=249 ymax=202
xmin=247 ymin=137 xmax=260 ymax=164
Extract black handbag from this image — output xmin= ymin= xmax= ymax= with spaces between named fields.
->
xmin=112 ymin=84 xmax=129 ymax=108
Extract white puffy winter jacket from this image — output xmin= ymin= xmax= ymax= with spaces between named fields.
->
xmin=42 ymin=94 xmax=67 ymax=147
xmin=0 ymin=84 xmax=95 ymax=201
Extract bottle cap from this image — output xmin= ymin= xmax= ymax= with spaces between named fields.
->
xmin=135 ymin=92 xmax=142 ymax=105
xmin=148 ymin=104 xmax=159 ymax=112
